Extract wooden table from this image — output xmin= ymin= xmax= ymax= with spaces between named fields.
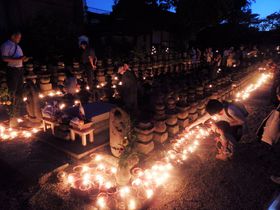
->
xmin=70 ymin=126 xmax=95 ymax=146
xmin=42 ymin=117 xmax=58 ymax=135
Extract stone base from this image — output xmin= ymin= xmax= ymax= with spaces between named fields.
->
xmin=178 ymin=118 xmax=189 ymax=129
xmin=167 ymin=124 xmax=179 ymax=137
xmin=136 ymin=132 xmax=153 ymax=142
xmin=40 ymin=83 xmax=52 ymax=92
xmin=189 ymin=113 xmax=198 ymax=123
xmin=153 ymin=131 xmax=168 ymax=143
xmin=135 ymin=141 xmax=154 ymax=154
xmin=197 ymin=109 xmax=205 ymax=116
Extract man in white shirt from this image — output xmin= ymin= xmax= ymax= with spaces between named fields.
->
xmin=1 ymin=31 xmax=29 ymax=94
xmin=1 ymin=31 xmax=30 ymax=124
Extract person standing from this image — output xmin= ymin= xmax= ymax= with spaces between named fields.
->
xmin=80 ymin=41 xmax=97 ymax=90
xmin=1 ymin=31 xmax=30 ymax=126
xmin=118 ymin=63 xmax=138 ymax=116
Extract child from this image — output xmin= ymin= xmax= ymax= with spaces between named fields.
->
xmin=214 ymin=121 xmax=237 ymax=161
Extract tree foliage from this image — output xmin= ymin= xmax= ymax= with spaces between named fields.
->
xmin=175 ymin=0 xmax=254 ymax=32
xmin=259 ymin=12 xmax=280 ymax=31
xmin=113 ymin=0 xmax=254 ymax=33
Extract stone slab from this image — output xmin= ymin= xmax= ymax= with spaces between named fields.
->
xmin=38 ymin=129 xmax=109 ymax=159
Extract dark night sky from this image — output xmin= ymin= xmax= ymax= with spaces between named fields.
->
xmin=87 ymin=0 xmax=280 ymax=17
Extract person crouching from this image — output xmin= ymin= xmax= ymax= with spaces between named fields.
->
xmin=214 ymin=121 xmax=237 ymax=161
xmin=206 ymin=99 xmax=249 ymax=142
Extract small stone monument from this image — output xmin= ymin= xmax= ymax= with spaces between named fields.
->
xmin=39 ymin=65 xmax=52 ymax=94
xmin=23 ymin=80 xmax=42 ymax=126
xmin=188 ymin=102 xmax=199 ymax=123
xmin=134 ymin=120 xmax=154 ymax=154
xmin=176 ymin=94 xmax=190 ymax=130
xmin=109 ymin=108 xmax=131 ymax=158
xmin=72 ymin=62 xmax=83 ymax=80
xmin=166 ymin=97 xmax=179 ymax=137
xmin=57 ymin=62 xmax=66 ymax=86
xmin=96 ymin=60 xmax=106 ymax=84
xmin=153 ymin=101 xmax=168 ymax=143
xmin=25 ymin=64 xmax=37 ymax=84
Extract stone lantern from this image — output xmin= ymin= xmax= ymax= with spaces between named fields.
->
xmin=188 ymin=102 xmax=199 ymax=123
xmin=153 ymin=101 xmax=168 ymax=143
xmin=106 ymin=58 xmax=114 ymax=79
xmin=176 ymin=93 xmax=190 ymax=130
xmin=96 ymin=60 xmax=106 ymax=85
xmin=25 ymin=63 xmax=37 ymax=84
xmin=39 ymin=65 xmax=52 ymax=94
xmin=166 ymin=97 xmax=179 ymax=137
xmin=57 ymin=62 xmax=66 ymax=86
xmin=134 ymin=121 xmax=155 ymax=154
xmin=72 ymin=62 xmax=83 ymax=80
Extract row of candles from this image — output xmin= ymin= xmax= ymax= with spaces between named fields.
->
xmin=0 ymin=122 xmax=39 ymax=141
xmin=57 ymin=71 xmax=272 ymax=209
xmin=235 ymin=73 xmax=271 ymax=101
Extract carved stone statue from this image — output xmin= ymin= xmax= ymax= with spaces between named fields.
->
xmin=109 ymin=108 xmax=131 ymax=157
xmin=23 ymin=80 xmax=42 ymax=126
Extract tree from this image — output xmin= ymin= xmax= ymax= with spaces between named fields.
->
xmin=175 ymin=0 xmax=254 ymax=32
xmin=113 ymin=0 xmax=254 ymax=34
xmin=232 ymin=8 xmax=261 ymax=28
xmin=260 ymin=12 xmax=280 ymax=31
xmin=112 ymin=0 xmax=173 ymax=17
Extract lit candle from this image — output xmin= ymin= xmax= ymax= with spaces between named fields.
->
xmin=82 ymin=173 xmax=90 ymax=186
xmin=82 ymin=165 xmax=89 ymax=173
xmin=32 ymin=128 xmax=39 ymax=133
xmin=111 ymin=167 xmax=117 ymax=174
xmin=95 ymin=155 xmax=102 ymax=161
xmin=59 ymin=103 xmax=66 ymax=110
xmin=128 ymin=199 xmax=137 ymax=210
xmin=119 ymin=186 xmax=130 ymax=198
xmin=145 ymin=189 xmax=154 ymax=199
xmin=105 ymin=181 xmax=112 ymax=189
xmin=17 ymin=118 xmax=23 ymax=123
xmin=67 ymin=175 xmax=74 ymax=185
xmin=96 ymin=196 xmax=106 ymax=209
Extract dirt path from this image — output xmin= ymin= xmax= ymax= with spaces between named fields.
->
xmin=149 ymin=79 xmax=280 ymax=210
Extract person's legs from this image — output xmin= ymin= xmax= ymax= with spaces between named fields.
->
xmin=86 ymin=68 xmax=94 ymax=90
xmin=231 ymin=125 xmax=243 ymax=142
xmin=14 ymin=69 xmax=24 ymax=117
xmin=6 ymin=68 xmax=24 ymax=126
xmin=6 ymin=68 xmax=19 ymax=97
xmin=216 ymin=140 xmax=228 ymax=160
